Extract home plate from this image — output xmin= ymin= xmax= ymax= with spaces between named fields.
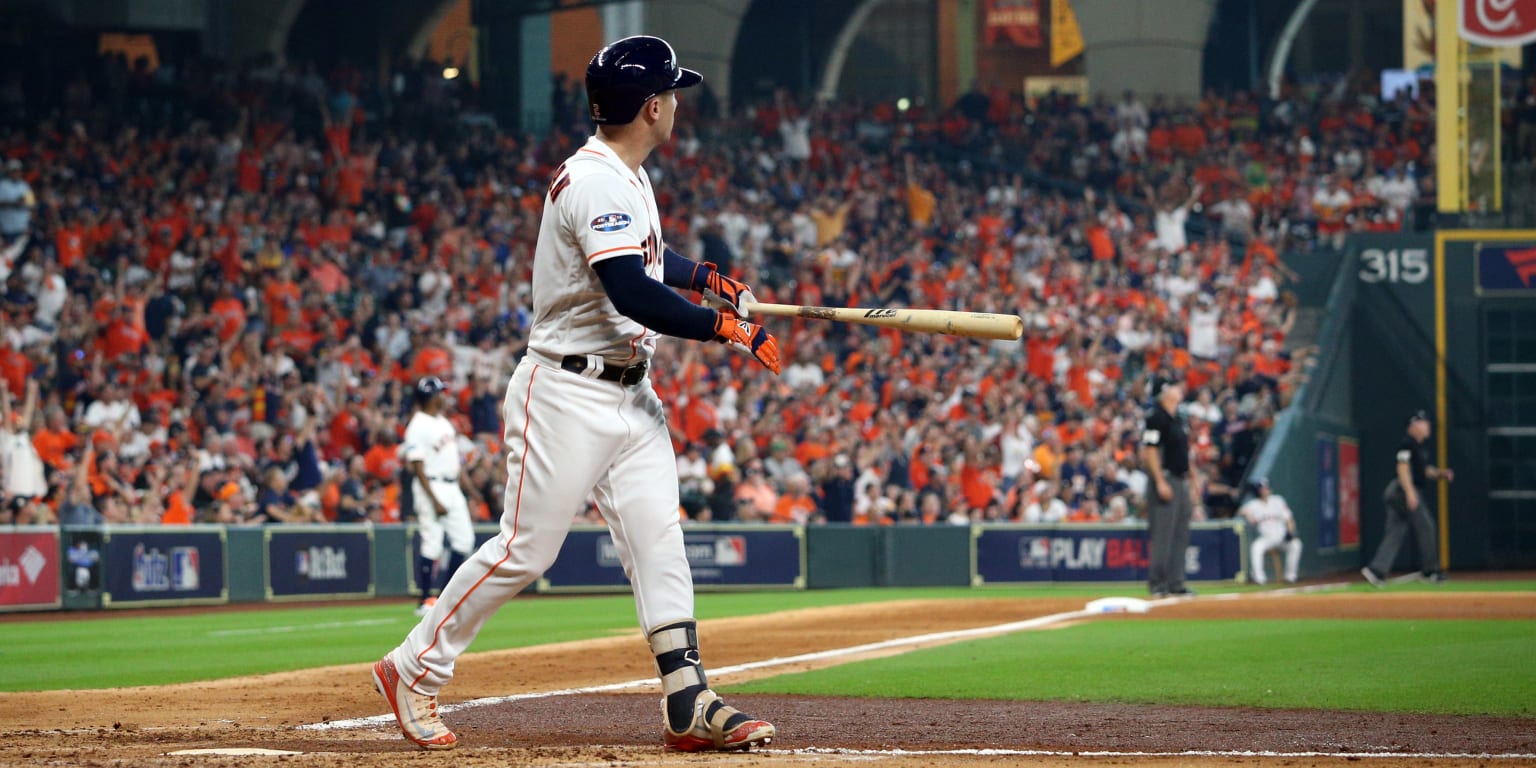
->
xmin=166 ymin=748 xmax=304 ymax=756
xmin=1085 ymin=597 xmax=1151 ymax=614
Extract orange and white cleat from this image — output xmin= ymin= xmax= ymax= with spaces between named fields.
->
xmin=372 ymin=655 xmax=458 ymax=750
xmin=662 ymin=689 xmax=775 ymax=752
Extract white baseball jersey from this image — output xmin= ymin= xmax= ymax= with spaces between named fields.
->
xmin=401 ymin=412 xmax=461 ymax=479
xmin=526 ymin=135 xmax=665 ymax=364
xmin=1240 ymin=495 xmax=1293 ymax=541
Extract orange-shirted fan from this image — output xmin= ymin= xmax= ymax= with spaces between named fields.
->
xmin=161 ymin=490 xmax=194 ymax=525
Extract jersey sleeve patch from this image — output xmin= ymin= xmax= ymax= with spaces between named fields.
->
xmin=590 ymin=212 xmax=632 ymax=232
xmin=1142 ymin=429 xmax=1161 ymax=446
xmin=1396 ymin=449 xmax=1412 ymax=463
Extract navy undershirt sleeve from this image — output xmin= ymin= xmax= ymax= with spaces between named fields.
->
xmin=662 ymin=246 xmax=706 ymax=291
xmin=592 ymin=254 xmax=718 ymax=341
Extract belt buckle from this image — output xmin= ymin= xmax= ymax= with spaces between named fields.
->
xmin=620 ymin=362 xmax=647 ymax=386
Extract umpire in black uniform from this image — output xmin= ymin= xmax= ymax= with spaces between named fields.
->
xmin=1141 ymin=379 xmax=1194 ymax=598
xmin=1362 ymin=410 xmax=1453 ymax=585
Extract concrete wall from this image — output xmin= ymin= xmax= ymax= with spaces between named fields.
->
xmin=1073 ymin=0 xmax=1214 ymax=102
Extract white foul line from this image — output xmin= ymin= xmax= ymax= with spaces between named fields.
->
xmin=302 ymin=600 xmax=1144 ymax=731
xmin=784 ymin=747 xmax=1536 ymax=760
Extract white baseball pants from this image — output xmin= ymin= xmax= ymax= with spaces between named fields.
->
xmin=1250 ymin=534 xmax=1302 ymax=584
xmin=414 ymin=479 xmax=474 ymax=560
xmin=392 ymin=357 xmax=692 ymax=694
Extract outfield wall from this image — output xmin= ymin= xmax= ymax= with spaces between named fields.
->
xmin=2 ymin=522 xmax=1245 ymax=612
xmin=1251 ymin=247 xmax=1360 ymax=579
xmin=1347 ymin=231 xmax=1536 ymax=571
xmin=1258 ymin=230 xmax=1536 ymax=576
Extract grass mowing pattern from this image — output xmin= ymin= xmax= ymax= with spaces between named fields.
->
xmin=727 ymin=618 xmax=1536 ymax=717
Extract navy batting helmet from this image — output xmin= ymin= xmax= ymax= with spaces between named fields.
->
xmin=415 ymin=376 xmax=446 ymax=404
xmin=585 ymin=35 xmax=701 ymax=125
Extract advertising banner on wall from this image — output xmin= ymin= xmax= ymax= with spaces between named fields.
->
xmin=984 ymin=0 xmax=1043 ymax=47
xmin=1459 ymin=0 xmax=1536 ymax=46
xmin=1318 ymin=436 xmax=1340 ymax=551
xmin=1338 ymin=438 xmax=1361 ymax=548
xmin=538 ymin=526 xmax=805 ymax=592
xmin=63 ymin=529 xmax=104 ymax=594
xmin=267 ymin=526 xmax=374 ymax=600
xmin=1406 ymin=0 xmax=1524 ymax=70
xmin=0 ymin=527 xmax=60 ymax=611
xmin=1475 ymin=242 xmax=1536 ymax=294
xmin=102 ymin=528 xmax=226 ymax=607
xmin=973 ymin=523 xmax=1241 ymax=584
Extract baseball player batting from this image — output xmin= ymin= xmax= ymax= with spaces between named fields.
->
xmin=372 ymin=35 xmax=778 ymax=752
xmin=401 ymin=377 xmax=474 ymax=616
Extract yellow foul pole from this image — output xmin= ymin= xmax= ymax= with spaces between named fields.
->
xmin=1434 ymin=0 xmax=1464 ymax=213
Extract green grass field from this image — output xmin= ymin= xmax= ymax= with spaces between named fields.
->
xmin=3 ymin=581 xmax=1532 ymax=717
xmin=0 ymin=586 xmax=1127 ymax=690
xmin=732 ymin=618 xmax=1536 ymax=717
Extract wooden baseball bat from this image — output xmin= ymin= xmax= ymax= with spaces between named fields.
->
xmin=741 ymin=302 xmax=1024 ymax=341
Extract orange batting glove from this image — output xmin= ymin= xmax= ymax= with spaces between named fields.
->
xmin=712 ymin=311 xmax=780 ymax=374
xmin=692 ymin=262 xmax=758 ymax=317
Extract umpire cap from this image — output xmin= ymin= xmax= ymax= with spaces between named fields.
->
xmin=586 ymin=35 xmax=702 ymax=125
xmin=415 ymin=376 xmax=446 ymax=404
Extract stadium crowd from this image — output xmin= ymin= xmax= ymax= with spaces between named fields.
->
xmin=2 ymin=49 xmax=1449 ymax=529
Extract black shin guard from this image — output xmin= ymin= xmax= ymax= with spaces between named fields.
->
xmin=649 ymin=620 xmax=722 ymax=732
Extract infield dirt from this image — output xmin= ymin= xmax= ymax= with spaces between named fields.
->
xmin=1 ymin=591 xmax=1533 ymax=767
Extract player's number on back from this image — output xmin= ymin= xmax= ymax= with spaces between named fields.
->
xmin=1358 ymin=248 xmax=1428 ymax=284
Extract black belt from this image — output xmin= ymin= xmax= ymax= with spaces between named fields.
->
xmin=426 ymin=476 xmax=456 ymax=483
xmin=561 ymin=355 xmax=648 ymax=386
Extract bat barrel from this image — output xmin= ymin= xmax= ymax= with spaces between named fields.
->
xmin=743 ymin=302 xmax=1023 ymax=341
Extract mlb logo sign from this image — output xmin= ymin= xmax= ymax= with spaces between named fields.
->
xmin=171 ymin=547 xmax=200 ymax=591
xmin=713 ymin=537 xmax=747 ymax=566
xmin=1460 ymin=0 xmax=1536 ymax=46
xmin=1018 ymin=537 xmax=1052 ymax=569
